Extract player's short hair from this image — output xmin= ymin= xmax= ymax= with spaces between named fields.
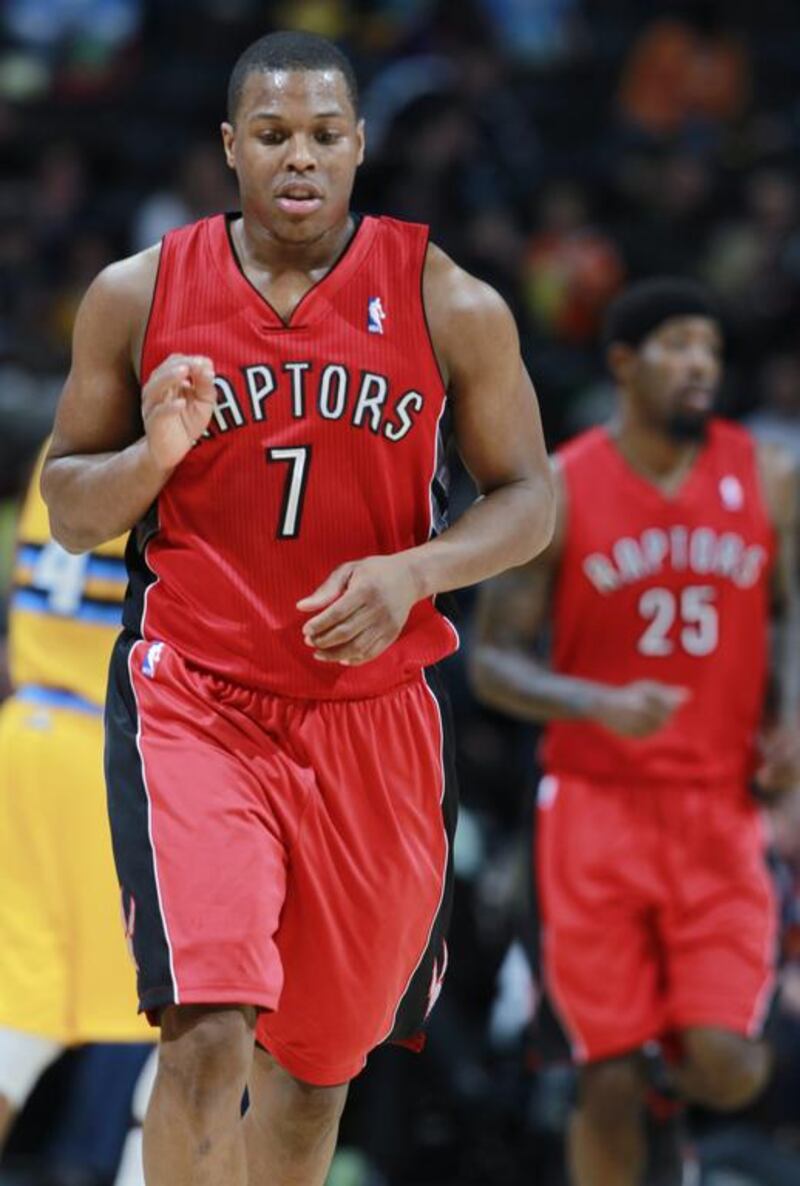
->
xmin=227 ymin=30 xmax=359 ymax=123
xmin=603 ymin=277 xmax=720 ymax=351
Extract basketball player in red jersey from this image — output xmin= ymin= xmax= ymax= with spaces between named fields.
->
xmin=40 ymin=30 xmax=553 ymax=1186
xmin=472 ymin=278 xmax=800 ymax=1186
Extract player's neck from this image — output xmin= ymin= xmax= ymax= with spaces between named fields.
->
xmin=232 ymin=211 xmax=357 ymax=279
xmin=611 ymin=416 xmax=701 ymax=490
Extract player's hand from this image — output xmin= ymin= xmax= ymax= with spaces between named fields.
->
xmin=590 ymin=680 xmax=690 ymax=738
xmin=751 ymin=725 xmax=800 ymax=802
xmin=142 ymin=354 xmax=217 ymax=472
xmin=298 ymin=554 xmax=422 ymax=665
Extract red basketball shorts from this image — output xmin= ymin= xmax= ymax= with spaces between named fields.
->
xmin=535 ymin=772 xmax=777 ymax=1065
xmin=105 ymin=632 xmax=456 ymax=1086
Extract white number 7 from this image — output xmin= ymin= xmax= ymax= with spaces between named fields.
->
xmin=266 ymin=446 xmax=312 ymax=539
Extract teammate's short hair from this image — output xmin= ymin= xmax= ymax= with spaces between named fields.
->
xmin=227 ymin=30 xmax=359 ymax=122
xmin=603 ymin=277 xmax=720 ymax=351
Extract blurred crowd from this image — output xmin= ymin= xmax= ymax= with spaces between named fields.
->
xmin=4 ymin=1 xmax=800 ymax=1183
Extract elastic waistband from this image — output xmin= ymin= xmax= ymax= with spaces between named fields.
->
xmin=15 ymin=684 xmax=103 ymax=717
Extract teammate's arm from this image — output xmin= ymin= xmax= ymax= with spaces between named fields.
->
xmin=753 ymin=441 xmax=800 ymax=798
xmin=301 ymin=246 xmax=556 ymax=664
xmin=470 ymin=466 xmax=689 ymax=737
xmin=41 ymin=249 xmax=217 ymax=553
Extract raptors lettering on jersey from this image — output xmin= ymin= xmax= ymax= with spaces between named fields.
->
xmin=206 ymin=360 xmax=425 ymax=442
xmin=583 ymin=525 xmax=768 ymax=594
xmin=543 ymin=421 xmax=776 ymax=785
xmin=124 ymin=213 xmax=459 ymax=698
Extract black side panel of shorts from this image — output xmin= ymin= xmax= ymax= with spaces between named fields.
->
xmin=387 ymin=663 xmax=458 ymax=1043
xmin=104 ymin=630 xmax=175 ymax=1017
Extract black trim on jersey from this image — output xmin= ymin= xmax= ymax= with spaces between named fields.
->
xmin=386 ymin=663 xmax=458 ymax=1045
xmin=224 ymin=211 xmax=365 ymax=330
xmin=122 ymin=502 xmax=160 ymax=636
xmin=429 ymin=402 xmax=452 ymax=541
xmin=418 ymin=225 xmax=449 ymax=394
xmin=138 ymin=236 xmax=166 ymax=380
xmin=105 ymin=631 xmax=175 ymax=1016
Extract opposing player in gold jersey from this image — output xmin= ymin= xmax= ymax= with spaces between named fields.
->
xmin=0 ymin=448 xmax=154 ymax=1172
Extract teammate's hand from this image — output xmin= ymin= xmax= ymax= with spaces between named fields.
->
xmin=751 ymin=725 xmax=800 ymax=802
xmin=590 ymin=680 xmax=690 ymax=739
xmin=142 ymin=354 xmax=217 ymax=472
xmin=297 ymin=554 xmax=422 ymax=665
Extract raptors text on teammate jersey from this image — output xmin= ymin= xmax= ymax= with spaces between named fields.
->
xmin=543 ymin=420 xmax=776 ymax=785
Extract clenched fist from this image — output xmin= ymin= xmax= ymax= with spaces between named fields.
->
xmin=142 ymin=354 xmax=217 ymax=472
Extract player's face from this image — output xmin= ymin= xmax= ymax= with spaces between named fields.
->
xmin=221 ymin=68 xmax=364 ymax=244
xmin=629 ymin=316 xmax=723 ymax=442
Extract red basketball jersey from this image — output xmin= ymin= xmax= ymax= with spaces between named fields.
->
xmin=125 ymin=213 xmax=458 ymax=697
xmin=542 ymin=420 xmax=776 ymax=784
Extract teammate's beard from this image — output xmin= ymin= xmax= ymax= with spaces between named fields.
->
xmin=664 ymin=409 xmax=710 ymax=442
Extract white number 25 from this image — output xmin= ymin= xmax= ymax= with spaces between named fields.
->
xmin=637 ymin=585 xmax=718 ymax=657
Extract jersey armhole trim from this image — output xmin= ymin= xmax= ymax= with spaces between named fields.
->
xmin=138 ymin=238 xmax=166 ymax=383
xmin=418 ymin=228 xmax=449 ymax=397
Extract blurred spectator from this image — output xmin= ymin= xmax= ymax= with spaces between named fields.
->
xmin=746 ymin=353 xmax=800 ymax=464
xmin=704 ymin=170 xmax=800 ymax=331
xmin=478 ymin=0 xmax=585 ymax=67
xmin=616 ymin=2 xmax=751 ymax=143
xmin=132 ymin=140 xmax=237 ymax=250
xmin=613 ymin=149 xmax=715 ymax=277
xmin=1 ymin=0 xmax=143 ymax=98
xmin=32 ymin=143 xmax=88 ymax=248
xmin=522 ymin=181 xmax=625 ymax=345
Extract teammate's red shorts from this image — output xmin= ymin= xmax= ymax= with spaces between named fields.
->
xmin=105 ymin=633 xmax=456 ymax=1086
xmin=535 ymin=772 xmax=777 ymax=1065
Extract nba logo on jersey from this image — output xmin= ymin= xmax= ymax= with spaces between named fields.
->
xmin=367 ymin=296 xmax=386 ymax=334
xmin=719 ymin=475 xmax=744 ymax=511
xmin=141 ymin=641 xmax=165 ymax=679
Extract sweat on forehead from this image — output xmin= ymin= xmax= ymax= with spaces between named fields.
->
xmin=603 ymin=278 xmax=720 ymax=350
xmin=227 ymin=30 xmax=359 ymax=122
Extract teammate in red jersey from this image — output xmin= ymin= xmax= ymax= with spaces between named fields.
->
xmin=40 ymin=29 xmax=554 ymax=1186
xmin=472 ymin=277 xmax=800 ymax=1186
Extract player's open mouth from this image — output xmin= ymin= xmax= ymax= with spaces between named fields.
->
xmin=275 ymin=186 xmax=323 ymax=216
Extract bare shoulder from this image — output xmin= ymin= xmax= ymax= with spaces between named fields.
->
xmin=83 ymin=241 xmax=160 ymax=332
xmin=755 ymin=437 xmax=798 ymax=528
xmin=87 ymin=243 xmax=160 ymax=310
xmin=422 ymin=242 xmax=518 ymax=384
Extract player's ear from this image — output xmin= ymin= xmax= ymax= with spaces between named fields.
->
xmin=355 ymin=118 xmax=365 ymax=167
xmin=607 ymin=342 xmax=635 ymax=386
xmin=220 ymin=122 xmax=236 ymax=170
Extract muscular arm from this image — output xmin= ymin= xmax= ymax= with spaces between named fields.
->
xmin=406 ymin=244 xmax=555 ymax=597
xmin=758 ymin=441 xmax=800 ymax=726
xmin=470 ymin=465 xmax=602 ymax=722
xmin=745 ymin=440 xmax=800 ymax=799
xmin=40 ymin=248 xmax=169 ymax=552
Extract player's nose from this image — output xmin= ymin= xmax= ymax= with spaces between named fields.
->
xmin=685 ymin=343 xmax=717 ymax=380
xmin=285 ymin=133 xmax=317 ymax=170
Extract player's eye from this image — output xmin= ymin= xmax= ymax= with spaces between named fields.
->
xmin=258 ymin=131 xmax=285 ymax=145
xmin=315 ymin=130 xmax=341 ymax=145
